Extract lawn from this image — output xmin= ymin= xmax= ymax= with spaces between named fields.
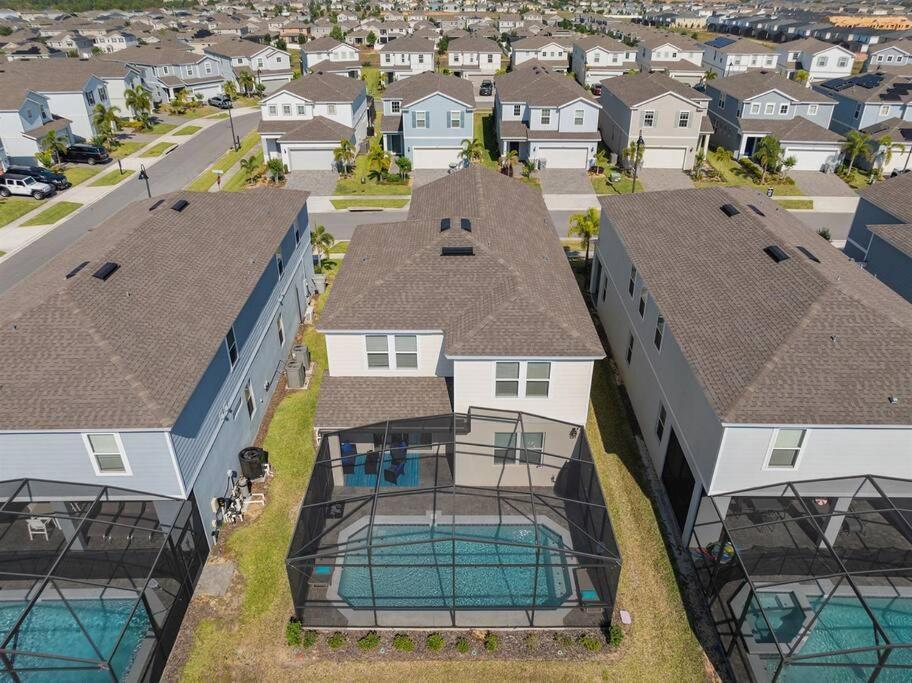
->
xmin=0 ymin=197 xmax=41 ymax=228
xmin=110 ymin=142 xmax=144 ymax=159
xmin=207 ymin=112 xmax=230 ymax=120
xmin=62 ymin=166 xmax=100 ymax=186
xmin=333 ymin=154 xmax=412 ymax=195
xmin=186 ymin=131 xmax=261 ymax=192
xmin=222 ymin=151 xmax=262 ymax=192
xmin=362 ymin=66 xmax=381 ymax=98
xmin=21 ymin=201 xmax=82 ymax=226
xmin=330 ymin=198 xmax=409 ymax=209
xmin=836 ymin=167 xmax=873 ymax=189
xmin=147 ymin=122 xmax=177 ymax=136
xmin=775 ymin=198 xmax=814 ymax=210
xmin=694 ymin=155 xmax=804 ymax=196
xmin=90 ymin=168 xmax=135 ymax=187
xmin=474 ymin=110 xmax=499 ymax=169
xmin=140 ymin=142 xmax=176 ymax=157
xmin=591 ymin=171 xmax=644 ymax=195
xmin=173 ymin=125 xmax=202 ymax=136
xmin=328 ymin=240 xmax=349 ymax=254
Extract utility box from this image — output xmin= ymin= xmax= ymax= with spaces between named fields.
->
xmin=312 ymin=274 xmax=326 ymax=294
xmin=286 ymin=360 xmax=306 ymax=389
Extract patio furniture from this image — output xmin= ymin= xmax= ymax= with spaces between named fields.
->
xmin=27 ymin=517 xmax=51 ymax=540
xmin=383 ymin=459 xmax=406 ymax=484
xmin=364 ymin=451 xmax=380 ymax=475
xmin=311 ymin=564 xmax=333 ymax=587
xmin=341 ymin=441 xmax=357 ymax=474
xmin=391 ymin=440 xmax=408 ymax=465
xmin=27 ymin=503 xmax=62 ymax=529
xmin=325 ymin=502 xmax=344 ymax=519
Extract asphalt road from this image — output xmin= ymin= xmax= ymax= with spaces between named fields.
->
xmin=0 ymin=111 xmax=259 ymax=296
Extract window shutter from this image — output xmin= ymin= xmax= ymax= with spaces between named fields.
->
xmin=411 ymin=110 xmax=417 ymax=127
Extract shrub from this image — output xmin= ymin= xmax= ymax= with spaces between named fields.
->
xmin=285 ymin=619 xmax=302 ymax=647
xmin=426 ymin=633 xmax=446 ymax=652
xmin=608 ymin=624 xmax=624 ymax=647
xmin=455 ymin=636 xmax=470 ymax=653
xmin=738 ymin=156 xmax=763 ymax=180
xmin=327 ymin=631 xmax=347 ymax=649
xmin=483 ymin=631 xmax=498 ymax=652
xmin=578 ymin=633 xmax=602 ymax=652
xmin=392 ymin=633 xmax=414 ymax=652
xmin=301 ymin=630 xmax=318 ymax=648
xmin=523 ymin=633 xmax=539 ymax=650
xmin=817 ymin=227 xmax=832 ymax=241
xmin=553 ymin=632 xmax=573 ymax=648
xmin=357 ymin=631 xmax=380 ymax=650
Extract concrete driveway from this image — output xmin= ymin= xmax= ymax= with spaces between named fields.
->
xmin=636 ymin=168 xmax=694 ymax=192
xmin=789 ymin=171 xmax=856 ymax=197
xmin=412 ymin=168 xmax=451 ymax=187
xmin=285 ymin=170 xmax=338 ymax=196
xmin=539 ymin=169 xmax=593 ymax=195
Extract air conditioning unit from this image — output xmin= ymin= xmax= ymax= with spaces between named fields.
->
xmin=286 ymin=360 xmax=306 ymax=389
xmin=292 ymin=344 xmax=311 ymax=368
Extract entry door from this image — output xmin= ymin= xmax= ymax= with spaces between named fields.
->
xmin=661 ymin=429 xmax=696 ymax=533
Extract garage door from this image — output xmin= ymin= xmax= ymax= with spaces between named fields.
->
xmin=413 ymin=147 xmax=462 ymax=169
xmin=287 ymin=147 xmax=335 ymax=171
xmin=784 ymin=147 xmax=838 ymax=172
xmin=641 ymin=147 xmax=687 ymax=169
xmin=537 ymin=147 xmax=588 ymax=169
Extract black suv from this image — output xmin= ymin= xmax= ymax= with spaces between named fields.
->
xmin=61 ymin=143 xmax=111 ymax=165
xmin=208 ymin=94 xmax=233 ymax=109
xmin=479 ymin=80 xmax=493 ymax=96
xmin=6 ymin=165 xmax=71 ymax=190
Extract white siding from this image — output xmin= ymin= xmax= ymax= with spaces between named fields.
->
xmin=325 ymin=332 xmax=449 ymax=376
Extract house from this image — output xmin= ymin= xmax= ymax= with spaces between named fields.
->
xmin=309 ymin=19 xmax=334 ymax=40
xmin=375 ymin=19 xmax=409 ymax=44
xmin=776 ymin=37 xmax=854 ymax=83
xmin=706 ymin=71 xmax=843 ymax=172
xmin=104 ymin=44 xmax=230 ymax=103
xmin=0 ymin=189 xmax=315 ymax=540
xmin=258 ymin=72 xmax=368 ymax=171
xmin=316 ymin=164 xmax=604 ymax=433
xmin=510 ymin=36 xmax=572 ymax=73
xmin=204 ymin=38 xmax=293 ymax=94
xmin=702 ymin=36 xmax=779 ymax=78
xmin=446 ymin=36 xmax=502 ymax=82
xmin=299 ymin=37 xmax=361 ymax=78
xmin=571 ymin=36 xmax=636 ymax=87
xmin=378 ymin=35 xmax=436 ymax=83
xmin=589 ymin=185 xmax=912 ymax=542
xmin=0 ymin=89 xmax=73 ymax=165
xmin=3 ymin=40 xmax=65 ymax=61
xmin=815 ymin=72 xmax=912 ymax=139
xmin=379 ymin=71 xmax=474 ymax=169
xmin=857 ymin=118 xmax=912 ymax=175
xmin=46 ymin=31 xmax=95 ymax=57
xmin=634 ymin=32 xmax=705 ymax=86
xmin=494 ymin=64 xmax=601 ymax=169
xmin=863 ymin=39 xmax=912 ymax=75
xmin=599 ymin=72 xmax=710 ymax=170
xmin=497 ymin=14 xmax=524 ymax=35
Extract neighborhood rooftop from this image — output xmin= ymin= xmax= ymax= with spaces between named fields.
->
xmin=382 ymin=70 xmax=475 ymax=106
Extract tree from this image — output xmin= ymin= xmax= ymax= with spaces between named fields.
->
xmin=275 ymin=37 xmax=287 ymax=51
xmin=817 ymin=227 xmax=832 ymax=241
xmin=569 ymin=207 xmax=600 ymax=278
xmin=171 ymin=88 xmax=190 ymax=114
xmin=367 ymin=143 xmax=391 ymax=177
xmin=366 ymin=31 xmax=376 ymax=47
xmin=593 ymin=148 xmax=610 ymax=175
xmin=239 ymin=155 xmax=260 ymax=181
xmin=500 ymin=148 xmax=519 ymax=172
xmin=752 ymin=135 xmax=783 ymax=183
xmin=40 ymin=130 xmax=68 ymax=166
xmin=237 ymin=71 xmax=255 ymax=96
xmin=333 ymin=138 xmax=356 ymax=175
xmin=794 ymin=69 xmax=809 ymax=84
xmin=124 ymin=85 xmax=151 ymax=121
xmin=458 ymin=137 xmax=483 ymax=164
xmin=875 ymin=134 xmax=898 ymax=172
xmin=223 ymin=80 xmax=239 ymax=100
xmin=701 ymin=69 xmax=717 ymax=86
xmin=692 ymin=148 xmax=706 ymax=179
xmin=310 ymin=223 xmax=334 ymax=260
xmin=395 ymin=154 xmax=411 ymax=179
xmin=266 ymin=158 xmax=286 ymax=182
xmin=521 ymin=159 xmax=535 ymax=179
xmin=330 ymin=24 xmax=344 ymax=41
xmin=92 ymin=103 xmax=121 ymax=145
xmin=842 ymin=130 xmax=872 ymax=174
xmin=437 ymin=35 xmax=450 ymax=55
xmin=624 ymin=139 xmax=644 ymax=171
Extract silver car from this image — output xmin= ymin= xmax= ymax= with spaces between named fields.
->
xmin=0 ymin=173 xmax=56 ymax=199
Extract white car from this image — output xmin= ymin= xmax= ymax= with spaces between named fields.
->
xmin=0 ymin=173 xmax=56 ymax=199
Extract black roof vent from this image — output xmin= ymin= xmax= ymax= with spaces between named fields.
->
xmin=748 ymin=204 xmax=765 ymax=217
xmin=460 ymin=218 xmax=471 ymax=232
xmin=441 ymin=246 xmax=474 ymax=256
xmin=65 ymin=261 xmax=90 ymax=279
xmin=721 ymin=203 xmax=740 ymax=217
xmin=170 ymin=198 xmax=190 ymax=212
xmin=92 ymin=261 xmax=120 ymax=281
xmin=796 ymin=246 xmax=821 ymax=263
xmin=764 ymin=245 xmax=790 ymax=263
xmin=440 ymin=217 xmax=451 ymax=231
xmin=149 ymin=199 xmax=164 ymax=211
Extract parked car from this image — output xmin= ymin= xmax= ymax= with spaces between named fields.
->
xmin=61 ymin=144 xmax=111 ymax=165
xmin=479 ymin=80 xmax=493 ymax=96
xmin=6 ymin=165 xmax=70 ymax=191
xmin=590 ymin=83 xmax=602 ymax=96
xmin=208 ymin=94 xmax=233 ymax=109
xmin=0 ymin=173 xmax=56 ymax=199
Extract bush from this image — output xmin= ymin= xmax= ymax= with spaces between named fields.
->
xmin=523 ymin=633 xmax=539 ymax=650
xmin=578 ymin=633 xmax=602 ymax=652
xmin=483 ymin=631 xmax=498 ymax=652
xmin=285 ymin=619 xmax=302 ymax=647
xmin=553 ymin=632 xmax=573 ymax=648
xmin=357 ymin=631 xmax=380 ymax=650
xmin=426 ymin=633 xmax=446 ymax=652
xmin=301 ymin=630 xmax=318 ymax=648
xmin=817 ymin=227 xmax=832 ymax=241
xmin=327 ymin=631 xmax=347 ymax=649
xmin=455 ymin=636 xmax=470 ymax=653
xmin=608 ymin=624 xmax=624 ymax=647
xmin=392 ymin=633 xmax=414 ymax=652
xmin=738 ymin=156 xmax=763 ymax=180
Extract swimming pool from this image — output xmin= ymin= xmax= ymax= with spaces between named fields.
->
xmin=0 ymin=598 xmax=150 ymax=681
xmin=337 ymin=523 xmax=574 ymax=609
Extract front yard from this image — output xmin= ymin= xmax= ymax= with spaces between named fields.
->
xmin=590 ymin=171 xmax=644 ymax=195
xmin=63 ymin=166 xmax=101 ymax=186
xmin=0 ymin=198 xmax=41 ymax=228
xmin=21 ymin=201 xmax=82 ymax=226
xmin=90 ymin=169 xmax=135 ymax=187
xmin=186 ymin=131 xmax=261 ymax=192
xmin=331 ymin=198 xmax=409 ymax=209
xmin=333 ymin=154 xmax=411 ymax=196
xmin=694 ymin=154 xmax=804 ymax=196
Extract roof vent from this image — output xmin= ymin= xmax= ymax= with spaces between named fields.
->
xmin=440 ymin=217 xmax=451 ymax=231
xmin=441 ymin=245 xmax=474 ymax=256
xmin=889 ymin=395 xmax=899 ymax=405
xmin=149 ymin=199 xmax=164 ymax=211
xmin=748 ymin=204 xmax=765 ymax=217
xmin=65 ymin=261 xmax=90 ymax=279
xmin=796 ymin=246 xmax=821 ymax=263
xmin=460 ymin=218 xmax=471 ymax=232
xmin=92 ymin=261 xmax=120 ymax=281
xmin=764 ymin=245 xmax=790 ymax=263
xmin=170 ymin=198 xmax=190 ymax=212
xmin=720 ymin=203 xmax=740 ymax=217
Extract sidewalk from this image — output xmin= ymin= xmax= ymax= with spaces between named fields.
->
xmin=307 ymin=195 xmax=411 ymax=212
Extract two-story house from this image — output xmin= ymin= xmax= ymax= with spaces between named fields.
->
xmin=93 ymin=30 xmax=139 ymax=53
xmin=635 ymin=33 xmax=705 ymax=86
xmin=571 ymin=36 xmax=636 ymax=87
xmin=46 ymin=31 xmax=94 ymax=58
xmin=511 ymin=36 xmax=572 ymax=73
xmin=706 ymin=71 xmax=843 ymax=171
xmin=204 ymin=38 xmax=293 ymax=94
xmin=0 ymin=89 xmax=73 ymax=165
xmin=446 ymin=36 xmax=503 ymax=82
xmin=494 ymin=64 xmax=601 ymax=168
xmin=316 ymin=165 xmax=604 ymax=434
xmin=105 ymin=44 xmax=231 ymax=103
xmin=258 ymin=72 xmax=368 ymax=171
xmin=379 ymin=71 xmax=475 ymax=168
xmin=702 ymin=36 xmax=779 ymax=78
xmin=776 ymin=37 xmax=855 ymax=83
xmin=589 ymin=186 xmax=912 ymax=541
xmin=0 ymin=189 xmax=315 ymax=540
xmin=299 ymin=36 xmax=361 ymax=78
xmin=378 ymin=36 xmax=436 ymax=83
xmin=863 ymin=39 xmax=912 ymax=75
xmin=599 ymin=72 xmax=711 ymax=170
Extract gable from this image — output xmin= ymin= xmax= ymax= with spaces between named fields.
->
xmin=744 ymin=88 xmax=799 ymax=104
xmin=631 ymin=90 xmax=701 ymax=109
xmin=406 ymin=91 xmax=472 ymax=110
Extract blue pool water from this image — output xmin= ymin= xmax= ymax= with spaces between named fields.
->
xmin=342 ymin=452 xmax=420 ymax=488
xmin=338 ymin=523 xmax=573 ymax=608
xmin=0 ymin=598 xmax=150 ymax=681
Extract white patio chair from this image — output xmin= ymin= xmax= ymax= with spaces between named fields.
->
xmin=27 ymin=518 xmax=50 ymax=540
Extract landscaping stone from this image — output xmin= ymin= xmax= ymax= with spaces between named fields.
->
xmin=196 ymin=560 xmax=235 ymax=597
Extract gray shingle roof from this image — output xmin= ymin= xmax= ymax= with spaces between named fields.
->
xmin=446 ymin=36 xmax=502 ymax=53
xmin=0 ymin=58 xmax=130 ymax=108
xmin=869 ymin=224 xmax=912 ymax=258
xmin=319 ymin=166 xmax=603 ymax=359
xmin=377 ymin=35 xmax=435 ymax=53
xmin=572 ymin=35 xmax=628 ymax=52
xmin=277 ymin=116 xmax=353 ymax=142
xmin=598 ymin=187 xmax=912 ymax=426
xmin=600 ymin=72 xmax=708 ymax=107
xmin=706 ymin=37 xmax=776 ymax=55
xmin=0 ymin=189 xmax=309 ymax=430
xmin=859 ymin=171 xmax=912 ymax=223
xmin=300 ymin=36 xmax=353 ymax=52
xmin=495 ymin=64 xmax=597 ymax=106
xmin=381 ymin=71 xmax=475 ymax=107
xmin=271 ymin=71 xmax=364 ymax=102
xmin=102 ymin=43 xmax=203 ymax=65
xmin=204 ymin=37 xmax=270 ymax=57
xmin=315 ymin=375 xmax=452 ymax=430
xmin=711 ymin=71 xmax=832 ymax=103
xmin=737 ymin=115 xmax=843 ymax=143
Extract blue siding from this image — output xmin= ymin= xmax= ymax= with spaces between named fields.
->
xmin=866 ymin=235 xmax=912 ymax=303
xmin=401 ymin=92 xmax=472 ymax=161
xmin=844 ymin=199 xmax=901 ymax=260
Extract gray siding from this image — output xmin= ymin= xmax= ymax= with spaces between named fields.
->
xmin=865 ymin=235 xmax=912 ymax=303
xmin=844 ymin=198 xmax=902 ymax=260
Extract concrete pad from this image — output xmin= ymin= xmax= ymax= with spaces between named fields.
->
xmin=538 ymin=168 xmax=594 ymax=195
xmin=790 ymin=171 xmax=857 ymax=197
xmin=196 ymin=560 xmax=235 ymax=597
xmin=637 ymin=168 xmax=694 ymax=192
xmin=412 ymin=168 xmax=450 ymax=187
xmin=543 ymin=194 xmax=601 ymax=211
xmin=285 ymin=170 xmax=338 ymax=196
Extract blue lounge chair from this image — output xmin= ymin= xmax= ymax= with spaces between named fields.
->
xmin=340 ymin=441 xmax=357 ymax=474
xmin=383 ymin=459 xmax=406 ymax=484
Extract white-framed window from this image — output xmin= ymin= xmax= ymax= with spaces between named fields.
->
xmin=764 ymin=102 xmax=775 ymax=115
xmin=487 ymin=53 xmax=493 ymax=63
xmin=205 ymin=61 xmax=212 ymax=74
xmin=513 ymin=104 xmax=521 ymax=116
xmin=880 ymin=104 xmax=891 ymax=116
xmin=418 ymin=53 xmax=425 ymax=63
xmin=268 ymin=104 xmax=277 ymax=116
xmin=677 ymin=111 xmax=690 ymax=128
xmin=257 ymin=58 xmax=264 ymax=68
xmin=655 ymin=403 xmax=667 ymax=441
xmin=574 ymin=108 xmax=584 ymax=126
xmin=526 ymin=362 xmax=550 ymax=397
xmin=642 ymin=110 xmax=655 ymax=127
xmin=84 ymin=433 xmax=131 ymax=475
xmin=592 ymin=51 xmax=600 ymax=63
xmin=778 ymin=103 xmax=789 ymax=115
xmin=628 ymin=265 xmax=637 ymax=296
xmin=540 ymin=108 xmax=551 ymax=125
xmin=494 ymin=431 xmax=544 ymax=465
xmin=185 ymin=65 xmax=194 ymax=76
xmin=414 ymin=110 xmax=427 ymax=128
xmin=718 ymin=92 xmax=726 ymax=108
xmin=366 ymin=335 xmax=390 ymax=368
xmin=327 ymin=103 xmax=337 ymax=114
xmin=98 ymin=86 xmax=108 ymax=102
xmin=391 ymin=100 xmax=401 ymax=113
xmin=625 ymin=333 xmax=634 ymax=365
xmin=765 ymin=428 xmax=807 ymax=468
xmin=86 ymin=90 xmax=96 ymax=106
xmin=815 ymin=56 xmax=827 ymax=67
xmin=750 ymin=102 xmax=761 ymax=115
xmin=225 ymin=326 xmax=239 ymax=367
xmin=276 ymin=315 xmax=285 ymax=346
xmin=639 ymin=286 xmax=648 ymax=317
xmin=449 ymin=110 xmax=461 ymax=128
xmin=495 ymin=361 xmax=520 ymax=397
xmin=162 ymin=65 xmax=169 ymax=74
xmin=244 ymin=381 xmax=256 ymax=418
xmin=394 ymin=335 xmax=418 ymax=368
xmin=808 ymin=104 xmax=819 ymax=115
xmin=837 ymin=56 xmax=849 ymax=68
xmin=654 ymin=314 xmax=665 ymax=351
xmin=293 ymin=103 xmax=304 ymax=115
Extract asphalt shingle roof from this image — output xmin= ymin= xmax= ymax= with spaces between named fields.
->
xmin=271 ymin=71 xmax=364 ymax=102
xmin=495 ymin=64 xmax=597 ymax=106
xmin=381 ymin=71 xmax=475 ymax=107
xmin=711 ymin=71 xmax=832 ymax=103
xmin=869 ymin=224 xmax=912 ymax=258
xmin=600 ymin=72 xmax=707 ymax=107
xmin=315 ymin=376 xmax=452 ymax=430
xmin=859 ymin=170 xmax=912 ymax=223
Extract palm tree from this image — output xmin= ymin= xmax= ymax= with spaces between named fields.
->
xmin=266 ymin=158 xmax=286 ymax=182
xmin=171 ymin=88 xmax=190 ymax=115
xmin=692 ymin=148 xmax=706 ymax=179
xmin=569 ymin=207 xmax=600 ymax=278
xmin=223 ymin=80 xmax=239 ymax=100
xmin=875 ymin=134 xmax=898 ymax=174
xmin=521 ymin=159 xmax=536 ymax=179
xmin=500 ymin=148 xmax=519 ymax=173
xmin=40 ymin=130 xmax=69 ymax=166
xmin=124 ymin=85 xmax=151 ymax=121
xmin=752 ymin=135 xmax=783 ymax=183
xmin=238 ymin=71 xmax=256 ymax=96
xmin=333 ymin=138 xmax=356 ymax=175
xmin=239 ymin=155 xmax=260 ymax=181
xmin=782 ymin=155 xmax=797 ymax=175
xmin=458 ymin=138 xmax=484 ymax=164
xmin=395 ymin=154 xmax=412 ymax=179
xmin=593 ymin=148 xmax=610 ymax=175
xmin=701 ymin=69 xmax=717 ymax=86
xmin=842 ymin=130 xmax=872 ymax=174
xmin=366 ymin=143 xmax=391 ymax=177
xmin=92 ymin=103 xmax=121 ymax=138
xmin=310 ymin=224 xmax=334 ymax=260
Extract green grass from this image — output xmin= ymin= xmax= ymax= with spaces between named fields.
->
xmin=140 ymin=142 xmax=175 ymax=157
xmin=90 ymin=168 xmax=135 ymax=186
xmin=186 ymin=131 xmax=261 ymax=192
xmin=0 ymin=197 xmax=41 ymax=228
xmin=173 ymin=125 xmax=202 ymax=136
xmin=207 ymin=112 xmax=230 ymax=120
xmin=333 ymin=155 xmax=411 ymax=195
xmin=21 ymin=201 xmax=82 ymax=226
xmin=222 ymin=152 xmax=263 ymax=192
xmin=147 ymin=122 xmax=177 ymax=135
xmin=591 ymin=171 xmax=644 ymax=194
xmin=328 ymin=240 xmax=349 ymax=254
xmin=362 ymin=66 xmax=381 ymax=98
xmin=474 ymin=110 xmax=499 ymax=169
xmin=109 ymin=142 xmax=144 ymax=159
xmin=775 ymin=198 xmax=814 ymax=210
xmin=694 ymin=154 xmax=804 ymax=196
xmin=837 ymin=167 xmax=872 ymax=189
xmin=0 ymin=250 xmax=5 ymax=258
xmin=330 ymin=198 xmax=409 ymax=209
xmin=62 ymin=166 xmax=100 ymax=186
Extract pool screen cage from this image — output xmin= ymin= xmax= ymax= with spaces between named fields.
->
xmin=0 ymin=478 xmax=208 ymax=682
xmin=689 ymin=475 xmax=912 ymax=683
xmin=286 ymin=407 xmax=621 ymax=628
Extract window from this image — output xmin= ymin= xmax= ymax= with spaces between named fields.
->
xmin=84 ymin=433 xmax=129 ymax=474
xmin=162 ymin=65 xmax=170 ymax=74
xmin=86 ymin=90 xmax=96 ymax=105
xmin=268 ymin=104 xmax=277 ymax=116
xmin=449 ymin=110 xmax=461 ymax=128
xmin=391 ymin=100 xmax=401 ymax=113
xmin=225 ymin=327 xmax=238 ymax=367
xmin=276 ymin=315 xmax=285 ymax=346
xmin=677 ymin=111 xmax=690 ymax=128
xmin=296 ymin=104 xmax=306 ymax=115
xmin=601 ymin=274 xmax=607 ymax=302
xmin=655 ymin=403 xmax=667 ymax=441
xmin=394 ymin=335 xmax=418 ymax=368
xmin=808 ymin=104 xmax=818 ymax=115
xmin=880 ymin=104 xmax=891 ymax=116
xmin=628 ymin=265 xmax=636 ymax=296
xmin=186 ymin=65 xmax=194 ymax=76
xmin=512 ymin=104 xmax=520 ymax=116
xmin=854 ymin=103 xmax=861 ymax=120
xmin=638 ymin=286 xmax=648 ymax=317
xmin=767 ymin=429 xmax=806 ymax=468
xmin=487 ymin=53 xmax=493 ymax=63
xmin=526 ymin=362 xmax=550 ymax=397
xmin=718 ymin=92 xmax=726 ymax=108
xmin=327 ymin=103 xmax=336 ymax=114
xmin=540 ymin=108 xmax=551 ymax=125
xmin=625 ymin=333 xmax=634 ymax=365
xmin=764 ymin=102 xmax=775 ymax=115
xmin=494 ymin=432 xmax=544 ymax=465
xmin=204 ymin=61 xmax=212 ymax=74
xmin=778 ymin=103 xmax=789 ymax=115
xmin=642 ymin=110 xmax=656 ymax=127
xmin=592 ymin=51 xmax=600 ymax=63
xmin=294 ymin=224 xmax=301 ymax=245
xmin=282 ymin=104 xmax=291 ymax=115
xmin=244 ymin=381 xmax=256 ymax=418
xmin=275 ymin=249 xmax=284 ymax=276
xmin=366 ymin=335 xmax=389 ymax=368
xmin=418 ymin=53 xmax=425 ymax=63
xmin=750 ymin=102 xmax=761 ymax=115
xmin=815 ymin=56 xmax=827 ymax=67
xmin=654 ymin=314 xmax=665 ymax=351
xmin=495 ymin=362 xmax=520 ymax=397
xmin=98 ymin=86 xmax=108 ymax=101
xmin=837 ymin=57 xmax=849 ymax=68
xmin=574 ymin=108 xmax=584 ymax=126
xmin=414 ymin=110 xmax=427 ymax=128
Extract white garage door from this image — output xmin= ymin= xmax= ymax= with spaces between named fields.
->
xmin=413 ymin=147 xmax=462 ymax=169
xmin=537 ymin=147 xmax=589 ymax=169
xmin=784 ymin=147 xmax=838 ymax=172
xmin=287 ymin=147 xmax=335 ymax=171
xmin=641 ymin=147 xmax=687 ymax=169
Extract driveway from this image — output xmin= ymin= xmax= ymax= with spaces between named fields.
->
xmin=285 ymin=170 xmax=338 ymax=196
xmin=539 ymin=169 xmax=593 ymax=195
xmin=636 ymin=168 xmax=694 ymax=192
xmin=789 ymin=171 xmax=857 ymax=197
xmin=412 ymin=169 xmax=450 ymax=187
